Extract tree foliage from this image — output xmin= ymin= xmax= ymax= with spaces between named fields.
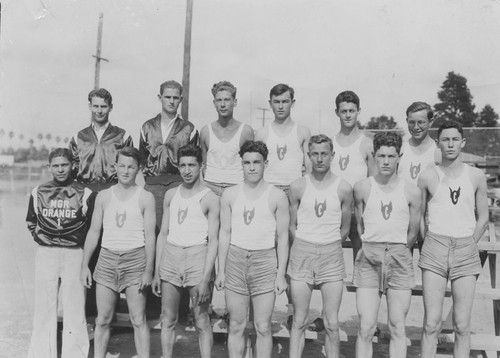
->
xmin=360 ymin=115 xmax=398 ymax=130
xmin=476 ymin=104 xmax=499 ymax=127
xmin=433 ymin=71 xmax=476 ymax=127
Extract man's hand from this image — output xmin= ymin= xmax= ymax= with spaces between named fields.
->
xmin=214 ymin=272 xmax=225 ymax=291
xmin=152 ymin=273 xmax=161 ymax=297
xmin=275 ymin=275 xmax=287 ymax=295
xmin=139 ymin=270 xmax=153 ymax=292
xmin=193 ymin=280 xmax=211 ymax=306
xmin=80 ymin=266 xmax=92 ymax=289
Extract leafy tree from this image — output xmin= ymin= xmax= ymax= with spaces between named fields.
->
xmin=433 ymin=71 xmax=476 ymax=127
xmin=476 ymin=104 xmax=499 ymax=127
xmin=360 ymin=115 xmax=398 ymax=130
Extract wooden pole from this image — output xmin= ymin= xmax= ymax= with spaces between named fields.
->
xmin=181 ymin=0 xmax=194 ymax=120
xmin=258 ymin=107 xmax=270 ymax=127
xmin=92 ymin=13 xmax=108 ymax=90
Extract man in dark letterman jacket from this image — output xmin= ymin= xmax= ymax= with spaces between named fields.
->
xmin=26 ymin=148 xmax=96 ymax=358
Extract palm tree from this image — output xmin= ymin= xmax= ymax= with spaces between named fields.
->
xmin=37 ymin=133 xmax=43 ymax=149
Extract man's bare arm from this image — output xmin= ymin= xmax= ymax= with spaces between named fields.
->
xmin=406 ymin=183 xmax=422 ymax=248
xmin=288 ymin=178 xmax=305 ymax=243
xmin=472 ymin=168 xmax=489 ymax=243
xmin=338 ymin=180 xmax=353 ymax=242
xmin=214 ymin=188 xmax=233 ymax=290
xmin=299 ymin=125 xmax=312 ymax=174
xmin=140 ymin=190 xmax=156 ymax=290
xmin=353 ymin=179 xmax=369 ymax=239
xmin=274 ymin=189 xmax=290 ymax=295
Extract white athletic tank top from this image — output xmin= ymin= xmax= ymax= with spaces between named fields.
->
xmin=264 ymin=123 xmax=303 ymax=186
xmin=362 ymin=177 xmax=409 ymax=243
xmin=295 ymin=175 xmax=342 ymax=244
xmin=331 ymin=135 xmax=368 ymax=186
xmin=102 ymin=186 xmax=145 ymax=251
xmin=398 ymin=140 xmax=436 ymax=185
xmin=167 ymin=187 xmax=211 ymax=247
xmin=428 ymin=165 xmax=476 ymax=237
xmin=230 ymin=185 xmax=276 ymax=250
xmin=205 ymin=123 xmax=244 ymax=184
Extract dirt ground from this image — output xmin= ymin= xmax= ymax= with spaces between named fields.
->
xmin=1 ymin=184 xmax=497 ymax=358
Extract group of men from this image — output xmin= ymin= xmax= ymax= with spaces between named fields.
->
xmin=26 ymin=81 xmax=488 ymax=358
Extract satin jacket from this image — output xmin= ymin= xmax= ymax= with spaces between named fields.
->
xmin=26 ymin=180 xmax=96 ymax=247
xmin=139 ymin=114 xmax=199 ymax=182
xmin=69 ymin=124 xmax=134 ymax=185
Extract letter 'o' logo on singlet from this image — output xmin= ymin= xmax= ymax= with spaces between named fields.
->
xmin=449 ymin=187 xmax=461 ymax=205
xmin=115 ymin=210 xmax=127 ymax=228
xmin=276 ymin=144 xmax=287 ymax=160
xmin=314 ymin=198 xmax=327 ymax=218
xmin=243 ymin=206 xmax=255 ymax=225
xmin=177 ymin=206 xmax=188 ymax=224
xmin=339 ymin=154 xmax=350 ymax=171
xmin=410 ymin=162 xmax=421 ymax=180
xmin=380 ymin=201 xmax=392 ymax=220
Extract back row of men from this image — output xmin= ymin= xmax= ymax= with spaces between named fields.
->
xmin=26 ymin=81 xmax=488 ymax=358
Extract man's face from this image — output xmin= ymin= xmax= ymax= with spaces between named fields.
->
xmin=213 ymin=90 xmax=237 ymax=119
xmin=335 ymin=102 xmax=360 ymax=128
xmin=308 ymin=142 xmax=333 ymax=174
xmin=158 ymin=88 xmax=182 ymax=116
xmin=374 ymin=146 xmax=400 ymax=176
xmin=437 ymin=128 xmax=465 ymax=161
xmin=269 ymin=91 xmax=295 ymax=121
xmin=89 ymin=97 xmax=112 ymax=125
xmin=407 ymin=110 xmax=431 ymax=141
xmin=242 ymin=152 xmax=266 ymax=184
xmin=116 ymin=155 xmax=140 ymax=186
xmin=49 ymin=156 xmax=72 ymax=184
xmin=179 ymin=156 xmax=201 ymax=185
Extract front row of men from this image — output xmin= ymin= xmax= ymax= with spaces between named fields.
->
xmin=27 ymin=120 xmax=488 ymax=358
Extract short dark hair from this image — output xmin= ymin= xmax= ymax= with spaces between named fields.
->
xmin=239 ymin=140 xmax=269 ymax=161
xmin=335 ymin=90 xmax=360 ymax=110
xmin=178 ymin=144 xmax=203 ymax=165
xmin=269 ymin=83 xmax=295 ymax=101
xmin=373 ymin=132 xmax=403 ymax=154
xmin=88 ymin=88 xmax=113 ymax=106
xmin=308 ymin=134 xmax=333 ymax=152
xmin=211 ymin=81 xmax=237 ymax=99
xmin=406 ymin=101 xmax=433 ymax=120
xmin=437 ymin=120 xmax=464 ymax=139
xmin=116 ymin=147 xmax=143 ymax=166
xmin=159 ymin=80 xmax=183 ymax=96
xmin=49 ymin=148 xmax=73 ymax=163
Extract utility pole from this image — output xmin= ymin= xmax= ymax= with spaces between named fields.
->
xmin=258 ymin=107 xmax=271 ymax=127
xmin=181 ymin=0 xmax=194 ymax=120
xmin=92 ymin=13 xmax=108 ymax=90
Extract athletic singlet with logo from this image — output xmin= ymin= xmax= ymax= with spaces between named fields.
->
xmin=295 ymin=175 xmax=342 ymax=244
xmin=205 ymin=123 xmax=244 ymax=184
xmin=264 ymin=123 xmax=303 ymax=186
xmin=362 ymin=177 xmax=409 ymax=243
xmin=102 ymin=186 xmax=145 ymax=251
xmin=230 ymin=185 xmax=276 ymax=250
xmin=428 ymin=165 xmax=476 ymax=237
xmin=398 ymin=140 xmax=436 ymax=185
xmin=331 ymin=135 xmax=368 ymax=186
xmin=167 ymin=187 xmax=211 ymax=247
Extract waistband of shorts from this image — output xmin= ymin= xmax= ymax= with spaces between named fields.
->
xmin=230 ymin=244 xmax=275 ymax=253
xmin=294 ymin=237 xmax=341 ymax=248
xmin=204 ymin=180 xmax=237 ymax=189
xmin=362 ymin=242 xmax=407 ymax=248
xmin=101 ymin=245 xmax=145 ymax=255
xmin=426 ymin=231 xmax=473 ymax=241
xmin=165 ymin=240 xmax=208 ymax=249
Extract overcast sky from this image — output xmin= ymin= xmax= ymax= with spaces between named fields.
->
xmin=1 ymin=0 xmax=500 ymax=147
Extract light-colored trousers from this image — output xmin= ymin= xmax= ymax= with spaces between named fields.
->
xmin=28 ymin=246 xmax=89 ymax=358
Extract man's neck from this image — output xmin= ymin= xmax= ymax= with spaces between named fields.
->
xmin=338 ymin=125 xmax=360 ymax=137
xmin=409 ymin=134 xmax=433 ymax=147
xmin=161 ymin=111 xmax=178 ymax=122
xmin=217 ymin=116 xmax=235 ymax=128
xmin=374 ymin=172 xmax=398 ymax=186
xmin=244 ymin=179 xmax=265 ymax=190
xmin=116 ymin=182 xmax=137 ymax=191
xmin=181 ymin=178 xmax=202 ymax=192
xmin=92 ymin=120 xmax=109 ymax=130
xmin=273 ymin=116 xmax=293 ymax=126
xmin=440 ymin=156 xmax=463 ymax=170
xmin=311 ymin=169 xmax=331 ymax=182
